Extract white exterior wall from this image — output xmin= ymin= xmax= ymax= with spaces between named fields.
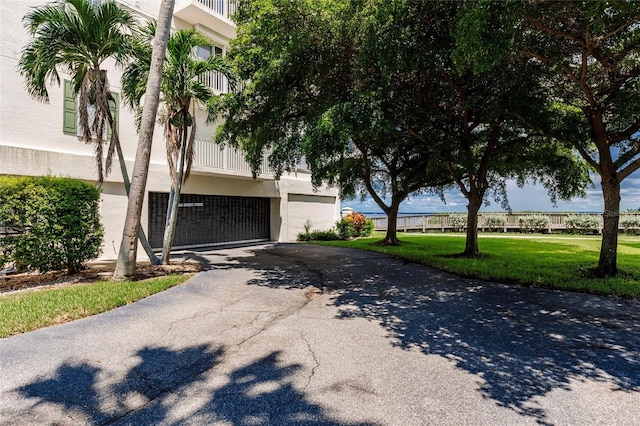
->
xmin=0 ymin=0 xmax=339 ymax=260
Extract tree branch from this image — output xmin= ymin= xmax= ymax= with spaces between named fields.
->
xmin=575 ymin=144 xmax=601 ymax=172
xmin=609 ymin=117 xmax=640 ymax=146
xmin=527 ymin=15 xmax=588 ymax=48
xmin=354 ymin=138 xmax=390 ymax=212
xmin=446 ymin=160 xmax=470 ymax=198
xmin=477 ymin=120 xmax=502 ymax=180
xmin=613 ymin=141 xmax=640 ymax=170
xmin=593 ymin=13 xmax=640 ymax=46
xmin=618 ymin=155 xmax=640 ymax=182
xmin=518 ymin=49 xmax=553 ymax=66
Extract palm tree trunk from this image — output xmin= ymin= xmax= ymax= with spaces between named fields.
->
xmin=114 ymin=0 xmax=175 ymax=280
xmin=106 ymin=111 xmax=161 ymax=265
xmin=165 ymin=187 xmax=175 ymax=230
xmin=161 ymin=130 xmax=187 ymax=264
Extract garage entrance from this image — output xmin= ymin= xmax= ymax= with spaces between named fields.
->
xmin=148 ymin=192 xmax=270 ymax=249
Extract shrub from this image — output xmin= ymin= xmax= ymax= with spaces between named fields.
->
xmin=298 ymin=219 xmax=313 ymax=241
xmin=620 ymin=215 xmax=640 ymax=235
xmin=484 ymin=215 xmax=506 ymax=231
xmin=297 ymin=229 xmax=340 ymax=241
xmin=518 ymin=215 xmax=549 ymax=233
xmin=344 ymin=212 xmax=374 ymax=237
xmin=297 ymin=212 xmax=373 ymax=242
xmin=449 ymin=214 xmax=467 ymax=232
xmin=565 ymin=214 xmax=599 ymax=234
xmin=336 ymin=218 xmax=354 ymax=240
xmin=336 ymin=212 xmax=374 ymax=239
xmin=0 ymin=176 xmax=103 ymax=273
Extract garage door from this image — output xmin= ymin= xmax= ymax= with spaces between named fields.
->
xmin=148 ymin=192 xmax=270 ymax=249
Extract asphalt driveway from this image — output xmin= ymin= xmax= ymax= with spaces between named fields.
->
xmin=1 ymin=243 xmax=638 ymax=425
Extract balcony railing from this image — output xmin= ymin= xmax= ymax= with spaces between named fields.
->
xmin=200 ymin=70 xmax=230 ymax=93
xmin=197 ymin=0 xmax=238 ymax=19
xmin=194 ymin=137 xmax=271 ymax=176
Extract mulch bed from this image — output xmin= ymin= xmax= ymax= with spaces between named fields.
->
xmin=0 ymin=262 xmax=204 ymax=294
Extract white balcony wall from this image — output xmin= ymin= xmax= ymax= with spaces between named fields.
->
xmin=200 ymin=70 xmax=230 ymax=94
xmin=196 ymin=0 xmax=238 ymax=18
xmin=194 ymin=137 xmax=272 ymax=177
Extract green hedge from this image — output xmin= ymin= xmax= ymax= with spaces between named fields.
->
xmin=620 ymin=215 xmax=640 ymax=235
xmin=565 ymin=214 xmax=599 ymax=234
xmin=484 ymin=215 xmax=506 ymax=231
xmin=0 ymin=176 xmax=103 ymax=273
xmin=518 ymin=215 xmax=550 ymax=233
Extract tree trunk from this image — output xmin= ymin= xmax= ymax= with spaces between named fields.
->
xmin=165 ymin=187 xmax=175 ymax=230
xmin=463 ymin=194 xmax=482 ymax=256
xmin=110 ymin=125 xmax=160 ymax=265
xmin=378 ymin=203 xmax=400 ymax=246
xmin=161 ymin=132 xmax=187 ymax=264
xmin=597 ymin=175 xmax=621 ymax=276
xmin=113 ymin=0 xmax=175 ymax=280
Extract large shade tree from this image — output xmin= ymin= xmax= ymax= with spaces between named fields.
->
xmin=434 ymin=63 xmax=590 ymax=256
xmin=216 ymin=0 xmax=452 ymax=244
xmin=350 ymin=0 xmax=589 ymax=256
xmin=17 ymin=0 xmax=160 ymax=264
xmin=122 ymin=27 xmax=233 ymax=263
xmin=457 ymin=0 xmax=640 ymax=275
xmin=305 ymin=101 xmax=451 ymax=245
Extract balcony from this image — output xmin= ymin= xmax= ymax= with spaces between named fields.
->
xmin=174 ymin=0 xmax=237 ymax=39
xmin=193 ymin=137 xmax=272 ymax=178
xmin=197 ymin=0 xmax=238 ymax=17
xmin=200 ymin=70 xmax=230 ymax=94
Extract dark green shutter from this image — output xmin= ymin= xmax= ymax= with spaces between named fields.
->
xmin=107 ymin=92 xmax=119 ymax=139
xmin=63 ymin=80 xmax=77 ymax=134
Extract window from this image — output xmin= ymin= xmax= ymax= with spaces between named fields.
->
xmin=196 ymin=44 xmax=223 ymax=60
xmin=63 ymin=80 xmax=119 ymax=139
xmin=195 ymin=45 xmax=227 ymax=92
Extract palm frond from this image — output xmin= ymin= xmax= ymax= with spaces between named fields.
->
xmin=19 ymin=0 xmax=137 ymax=181
xmin=122 ymin=26 xmax=237 ymax=186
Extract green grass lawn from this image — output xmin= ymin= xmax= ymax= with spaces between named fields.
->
xmin=317 ymin=232 xmax=640 ymax=298
xmin=0 ymin=275 xmax=189 ymax=338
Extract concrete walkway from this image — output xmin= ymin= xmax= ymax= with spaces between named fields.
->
xmin=1 ymin=243 xmax=638 ymax=425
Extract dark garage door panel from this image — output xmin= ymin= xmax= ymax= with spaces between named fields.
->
xmin=149 ymin=192 xmax=270 ymax=249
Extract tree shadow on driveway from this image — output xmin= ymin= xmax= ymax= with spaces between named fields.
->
xmin=227 ymin=243 xmax=640 ymax=424
xmin=14 ymin=344 xmax=372 ymax=425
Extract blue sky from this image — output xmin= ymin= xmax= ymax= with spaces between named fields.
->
xmin=341 ymin=171 xmax=640 ymax=214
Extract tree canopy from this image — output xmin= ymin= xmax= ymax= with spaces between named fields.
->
xmin=456 ymin=0 xmax=640 ymax=274
xmin=217 ymin=0 xmax=590 ymax=250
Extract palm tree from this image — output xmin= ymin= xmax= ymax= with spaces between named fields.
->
xmin=122 ymin=26 xmax=234 ymax=264
xmin=18 ymin=0 xmax=160 ymax=264
xmin=114 ymin=0 xmax=175 ymax=280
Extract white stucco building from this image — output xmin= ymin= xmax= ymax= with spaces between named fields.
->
xmin=0 ymin=0 xmax=340 ymax=259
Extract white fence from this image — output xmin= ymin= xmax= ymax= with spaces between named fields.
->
xmin=370 ymin=213 xmax=640 ymax=234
